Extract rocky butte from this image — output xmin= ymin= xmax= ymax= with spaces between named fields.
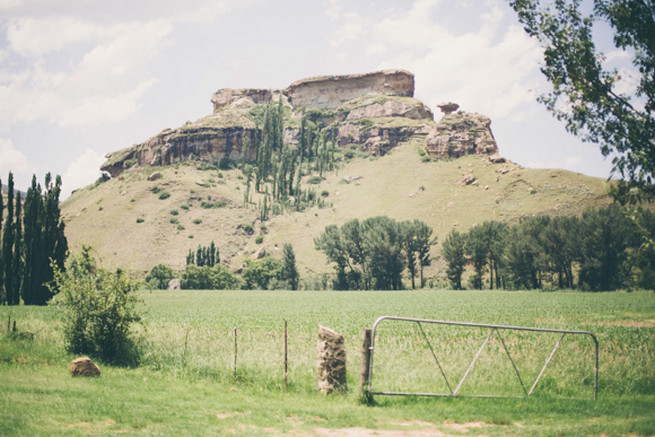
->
xmin=101 ymin=69 xmax=500 ymax=177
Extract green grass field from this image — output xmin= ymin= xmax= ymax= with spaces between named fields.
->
xmin=1 ymin=289 xmax=654 ymax=436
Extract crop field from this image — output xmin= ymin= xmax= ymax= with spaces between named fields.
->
xmin=1 ymin=289 xmax=654 ymax=436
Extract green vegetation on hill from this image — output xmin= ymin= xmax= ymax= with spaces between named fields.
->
xmin=62 ymin=141 xmax=617 ymax=283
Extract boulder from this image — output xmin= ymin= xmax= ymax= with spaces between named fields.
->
xmin=148 ymin=171 xmax=162 ymax=181
xmin=211 ymin=88 xmax=273 ymax=111
xmin=317 ymin=326 xmax=347 ymax=394
xmin=70 ymin=357 xmax=101 ymax=377
xmin=489 ymin=153 xmax=506 ymax=163
xmin=167 ymin=278 xmax=181 ymax=290
xmin=252 ymin=246 xmax=266 ymax=259
xmin=437 ymin=102 xmax=460 ymax=114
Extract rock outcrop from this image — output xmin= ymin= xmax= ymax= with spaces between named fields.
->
xmin=100 ymin=70 xmax=500 ymax=177
xmin=284 ymin=69 xmax=414 ymax=110
xmin=103 ymin=125 xmax=259 ymax=177
xmin=211 ymin=89 xmax=272 ymax=111
xmin=70 ymin=357 xmax=101 ymax=377
xmin=426 ymin=111 xmax=498 ymax=159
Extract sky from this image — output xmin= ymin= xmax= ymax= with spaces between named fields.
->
xmin=0 ymin=0 xmax=627 ymax=198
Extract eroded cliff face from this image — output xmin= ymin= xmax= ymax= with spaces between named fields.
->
xmin=211 ymin=89 xmax=272 ymax=112
xmin=101 ymin=70 xmax=499 ymax=176
xmin=283 ymin=69 xmax=414 ymax=110
xmin=426 ymin=112 xmax=498 ymax=159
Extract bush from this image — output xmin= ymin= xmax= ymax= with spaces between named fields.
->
xmin=192 ymin=218 xmax=202 ymax=225
xmin=307 ymin=175 xmax=323 ymax=185
xmin=242 ymin=256 xmax=284 ymax=290
xmin=158 ymin=191 xmax=171 ymax=200
xmin=136 ymin=218 xmax=145 ymax=223
xmin=146 ymin=264 xmax=174 ymax=289
xmin=255 ymin=235 xmax=264 ymax=244
xmin=181 ymin=264 xmax=240 ymax=290
xmin=201 ymin=200 xmax=227 ymax=209
xmin=123 ymin=158 xmax=137 ymax=169
xmin=49 ymin=247 xmax=142 ymax=365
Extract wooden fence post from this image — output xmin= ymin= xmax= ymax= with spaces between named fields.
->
xmin=360 ymin=328 xmax=372 ymax=394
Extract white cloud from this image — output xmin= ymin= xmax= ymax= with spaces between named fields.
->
xmin=0 ymin=18 xmax=171 ymax=131
xmin=0 ymin=137 xmax=37 ymax=188
xmin=325 ymin=0 xmax=344 ymax=21
xmin=60 ymin=148 xmax=106 ymax=198
xmin=0 ymin=0 xmax=24 ymax=9
xmin=328 ymin=0 xmax=543 ymax=122
xmin=7 ymin=17 xmax=108 ymax=57
xmin=366 ymin=43 xmax=387 ymax=56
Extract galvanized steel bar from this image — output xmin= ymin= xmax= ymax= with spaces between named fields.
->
xmin=495 ymin=329 xmax=528 ymax=396
xmin=528 ymin=332 xmax=565 ymax=397
xmin=416 ymin=321 xmax=453 ymax=394
xmin=453 ymin=328 xmax=495 ymax=396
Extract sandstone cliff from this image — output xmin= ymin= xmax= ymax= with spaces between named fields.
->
xmin=426 ymin=111 xmax=498 ymax=159
xmin=284 ymin=69 xmax=414 ymax=110
xmin=101 ymin=70 xmax=499 ymax=176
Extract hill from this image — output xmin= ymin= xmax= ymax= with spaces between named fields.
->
xmin=61 ymin=139 xmax=611 ymax=281
xmin=60 ymin=69 xmax=614 ymax=283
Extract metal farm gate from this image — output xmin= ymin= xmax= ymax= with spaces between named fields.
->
xmin=364 ymin=316 xmax=598 ymax=400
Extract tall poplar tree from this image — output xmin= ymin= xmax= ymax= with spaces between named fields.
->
xmin=2 ymin=173 xmax=15 ymax=305
xmin=21 ymin=176 xmax=44 ymax=305
xmin=10 ymin=193 xmax=22 ymax=305
xmin=26 ymin=173 xmax=67 ymax=305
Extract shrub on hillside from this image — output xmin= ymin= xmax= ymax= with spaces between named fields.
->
xmin=146 ymin=264 xmax=174 ymax=289
xmin=49 ymin=247 xmax=142 ymax=365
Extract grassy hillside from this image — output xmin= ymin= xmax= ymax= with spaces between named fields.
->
xmin=61 ymin=141 xmax=612 ymax=279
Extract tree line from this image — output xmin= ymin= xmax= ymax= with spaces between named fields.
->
xmin=314 ymin=216 xmax=434 ymax=290
xmin=1 ymin=172 xmax=68 ymax=305
xmin=242 ymin=100 xmax=338 ymax=220
xmin=147 ymin=242 xmax=299 ymax=291
xmin=441 ymin=204 xmax=655 ymax=291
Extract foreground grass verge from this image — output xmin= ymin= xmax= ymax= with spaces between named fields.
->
xmin=1 ymin=289 xmax=653 ymax=436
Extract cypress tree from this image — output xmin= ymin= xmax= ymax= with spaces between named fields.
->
xmin=210 ymin=241 xmax=216 ymax=267
xmin=21 ymin=176 xmax=44 ymax=305
xmin=10 ymin=192 xmax=22 ymax=305
xmin=32 ymin=173 xmax=67 ymax=305
xmin=2 ymin=173 xmax=15 ymax=305
xmin=282 ymin=243 xmax=299 ymax=290
xmin=196 ymin=245 xmax=203 ymax=267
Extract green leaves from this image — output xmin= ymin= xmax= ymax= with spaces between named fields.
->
xmin=315 ymin=217 xmax=435 ymax=290
xmin=510 ymin=0 xmax=655 ymax=187
xmin=49 ymin=247 xmax=142 ymax=365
